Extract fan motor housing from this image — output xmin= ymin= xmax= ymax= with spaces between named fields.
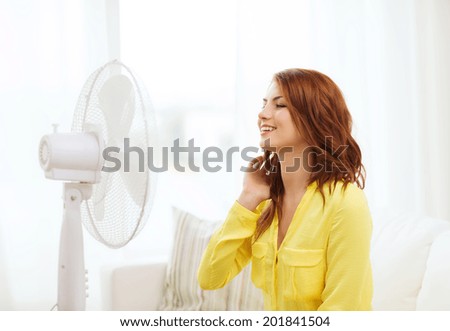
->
xmin=39 ymin=132 xmax=104 ymax=183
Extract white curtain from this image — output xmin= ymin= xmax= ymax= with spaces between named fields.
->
xmin=121 ymin=0 xmax=450 ymax=308
xmin=234 ymin=0 xmax=450 ymax=220
xmin=0 ymin=0 xmax=120 ymax=310
xmin=414 ymin=0 xmax=450 ymax=220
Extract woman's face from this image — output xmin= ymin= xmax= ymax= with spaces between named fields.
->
xmin=258 ymin=82 xmax=305 ymax=153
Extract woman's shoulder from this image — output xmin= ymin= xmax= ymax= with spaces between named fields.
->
xmin=325 ymin=181 xmax=372 ymax=231
xmin=322 ymin=180 xmax=369 ymax=210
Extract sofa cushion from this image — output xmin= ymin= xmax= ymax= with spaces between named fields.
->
xmin=111 ymin=263 xmax=167 ymax=310
xmin=158 ymin=207 xmax=264 ymax=310
xmin=416 ymin=231 xmax=450 ymax=310
xmin=371 ymin=209 xmax=450 ymax=310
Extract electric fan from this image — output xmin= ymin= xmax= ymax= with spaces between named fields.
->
xmin=38 ymin=60 xmax=157 ymax=310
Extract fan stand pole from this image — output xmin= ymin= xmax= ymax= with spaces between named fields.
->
xmin=57 ymin=183 xmax=92 ymax=311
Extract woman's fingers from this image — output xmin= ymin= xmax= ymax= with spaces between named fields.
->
xmin=242 ymin=155 xmax=266 ymax=173
xmin=250 ymin=155 xmax=265 ymax=171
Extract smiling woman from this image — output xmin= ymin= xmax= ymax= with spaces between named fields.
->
xmin=197 ymin=68 xmax=372 ymax=311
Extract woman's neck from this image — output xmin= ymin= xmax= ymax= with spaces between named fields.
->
xmin=277 ymin=146 xmax=311 ymax=200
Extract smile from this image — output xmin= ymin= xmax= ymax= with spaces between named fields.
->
xmin=260 ymin=125 xmax=276 ymax=135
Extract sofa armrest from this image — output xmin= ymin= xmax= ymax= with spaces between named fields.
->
xmin=111 ymin=262 xmax=167 ymax=311
xmin=416 ymin=231 xmax=450 ymax=310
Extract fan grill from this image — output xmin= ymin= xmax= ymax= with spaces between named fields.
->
xmin=72 ymin=60 xmax=157 ymax=248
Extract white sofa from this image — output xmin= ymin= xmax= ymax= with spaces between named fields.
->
xmin=107 ymin=207 xmax=450 ymax=311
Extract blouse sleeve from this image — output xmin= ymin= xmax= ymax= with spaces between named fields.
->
xmin=318 ymin=187 xmax=373 ymax=310
xmin=197 ymin=200 xmax=265 ymax=290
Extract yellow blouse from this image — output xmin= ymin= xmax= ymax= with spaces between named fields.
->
xmin=197 ymin=180 xmax=373 ymax=310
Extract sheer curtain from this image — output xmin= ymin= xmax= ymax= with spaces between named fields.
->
xmin=234 ymin=0 xmax=450 ymax=220
xmin=415 ymin=0 xmax=450 ymax=220
xmin=121 ymin=0 xmax=450 ymax=232
xmin=0 ymin=0 xmax=120 ymax=310
xmin=120 ymin=0 xmax=450 ymax=277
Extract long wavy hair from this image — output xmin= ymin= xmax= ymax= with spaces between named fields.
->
xmin=254 ymin=69 xmax=365 ymax=240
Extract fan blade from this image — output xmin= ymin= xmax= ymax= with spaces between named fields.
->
xmin=120 ymin=134 xmax=149 ymax=207
xmin=98 ymin=74 xmax=135 ymax=140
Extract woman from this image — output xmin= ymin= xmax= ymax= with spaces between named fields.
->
xmin=197 ymin=68 xmax=373 ymax=310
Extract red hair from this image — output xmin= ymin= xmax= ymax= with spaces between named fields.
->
xmin=255 ymin=69 xmax=365 ymax=240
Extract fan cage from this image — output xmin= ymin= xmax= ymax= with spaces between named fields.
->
xmin=71 ymin=60 xmax=157 ymax=248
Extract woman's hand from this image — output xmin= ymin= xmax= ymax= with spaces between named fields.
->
xmin=238 ymin=155 xmax=271 ymax=211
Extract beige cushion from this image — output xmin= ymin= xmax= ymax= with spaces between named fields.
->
xmin=111 ymin=263 xmax=167 ymax=310
xmin=158 ymin=207 xmax=264 ymax=310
